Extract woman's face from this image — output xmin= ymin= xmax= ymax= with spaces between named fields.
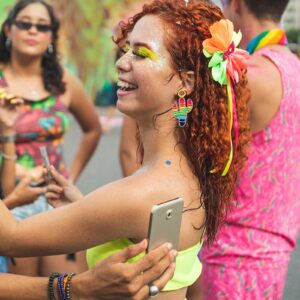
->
xmin=6 ymin=3 xmax=53 ymax=58
xmin=116 ymin=15 xmax=181 ymax=122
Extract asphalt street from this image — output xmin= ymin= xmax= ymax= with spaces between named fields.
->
xmin=64 ymin=111 xmax=300 ymax=300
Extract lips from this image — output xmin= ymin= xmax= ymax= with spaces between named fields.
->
xmin=24 ymin=39 xmax=38 ymax=46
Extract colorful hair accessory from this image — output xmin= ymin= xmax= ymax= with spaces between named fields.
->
xmin=246 ymin=29 xmax=288 ymax=54
xmin=202 ymin=19 xmax=249 ymax=176
xmin=172 ymin=88 xmax=193 ymax=127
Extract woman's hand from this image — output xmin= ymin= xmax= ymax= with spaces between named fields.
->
xmin=45 ymin=166 xmax=84 ymax=207
xmin=0 ymin=88 xmax=23 ymax=134
xmin=3 ymin=176 xmax=47 ymax=209
xmin=72 ymin=240 xmax=177 ymax=300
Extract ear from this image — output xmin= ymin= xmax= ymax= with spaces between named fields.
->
xmin=4 ymin=25 xmax=12 ymax=39
xmin=180 ymin=71 xmax=195 ymax=95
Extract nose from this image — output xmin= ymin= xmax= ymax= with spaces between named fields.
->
xmin=28 ymin=24 xmax=38 ymax=34
xmin=116 ymin=52 xmax=132 ymax=73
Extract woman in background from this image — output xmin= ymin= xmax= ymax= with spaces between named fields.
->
xmin=0 ymin=0 xmax=101 ymax=276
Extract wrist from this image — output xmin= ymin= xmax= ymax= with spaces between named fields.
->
xmin=0 ymin=134 xmax=16 ymax=143
xmin=72 ymin=272 xmax=91 ymax=300
xmin=3 ymin=192 xmax=18 ymax=209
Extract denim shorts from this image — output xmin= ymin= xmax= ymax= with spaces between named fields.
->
xmin=10 ymin=194 xmax=52 ymax=220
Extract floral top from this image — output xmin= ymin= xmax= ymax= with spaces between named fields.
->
xmin=0 ymin=69 xmax=70 ymax=177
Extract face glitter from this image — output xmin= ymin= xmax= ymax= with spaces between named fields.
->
xmin=165 ymin=160 xmax=172 ymax=165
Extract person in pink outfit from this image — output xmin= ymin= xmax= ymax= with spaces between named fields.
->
xmin=187 ymin=0 xmax=300 ymax=299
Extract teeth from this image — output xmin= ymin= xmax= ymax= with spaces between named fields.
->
xmin=117 ymin=80 xmax=138 ymax=90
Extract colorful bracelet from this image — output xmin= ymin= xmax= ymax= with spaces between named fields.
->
xmin=66 ymin=273 xmax=76 ymax=300
xmin=48 ymin=272 xmax=59 ymax=300
xmin=0 ymin=135 xmax=16 ymax=143
xmin=57 ymin=273 xmax=68 ymax=300
xmin=0 ymin=150 xmax=17 ymax=161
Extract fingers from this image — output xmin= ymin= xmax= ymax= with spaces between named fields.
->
xmin=108 ymin=239 xmax=148 ymax=264
xmin=33 ymin=186 xmax=47 ymax=196
xmin=48 ymin=166 xmax=69 ymax=186
xmin=133 ymin=243 xmax=173 ymax=274
xmin=19 ymin=176 xmax=32 ymax=186
xmin=135 ymin=262 xmax=176 ymax=299
xmin=137 ymin=248 xmax=177 ymax=284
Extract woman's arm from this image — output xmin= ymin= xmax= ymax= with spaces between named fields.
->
xmin=64 ymin=71 xmax=102 ymax=182
xmin=0 ymin=168 xmax=150 ymax=257
xmin=119 ymin=116 xmax=141 ymax=177
xmin=0 ymin=104 xmax=19 ymax=196
xmin=0 ymin=241 xmax=176 ymax=300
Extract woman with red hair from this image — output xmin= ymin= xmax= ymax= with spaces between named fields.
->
xmin=0 ymin=0 xmax=250 ymax=298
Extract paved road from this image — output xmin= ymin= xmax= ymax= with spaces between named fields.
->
xmin=64 ymin=112 xmax=300 ymax=299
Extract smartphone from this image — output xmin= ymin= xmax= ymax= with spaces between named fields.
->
xmin=146 ymin=197 xmax=184 ymax=253
xmin=29 ymin=181 xmax=47 ymax=188
xmin=39 ymin=146 xmax=52 ymax=181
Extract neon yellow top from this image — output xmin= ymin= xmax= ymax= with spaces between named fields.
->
xmin=86 ymin=238 xmax=203 ymax=291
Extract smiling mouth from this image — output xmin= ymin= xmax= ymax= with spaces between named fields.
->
xmin=117 ymin=80 xmax=138 ymax=91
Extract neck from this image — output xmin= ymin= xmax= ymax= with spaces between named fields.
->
xmin=239 ymin=15 xmax=281 ymax=49
xmin=8 ymin=51 xmax=42 ymax=76
xmin=137 ymin=117 xmax=184 ymax=167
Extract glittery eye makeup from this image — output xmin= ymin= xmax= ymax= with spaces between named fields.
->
xmin=120 ymin=42 xmax=159 ymax=60
xmin=133 ymin=47 xmax=159 ymax=60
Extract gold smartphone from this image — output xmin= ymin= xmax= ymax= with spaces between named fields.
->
xmin=147 ymin=197 xmax=184 ymax=252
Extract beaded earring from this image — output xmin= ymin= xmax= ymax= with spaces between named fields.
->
xmin=172 ymin=88 xmax=193 ymax=127
xmin=5 ymin=38 xmax=11 ymax=49
xmin=47 ymin=44 xmax=54 ymax=54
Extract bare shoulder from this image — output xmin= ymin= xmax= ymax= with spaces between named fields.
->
xmin=247 ymin=54 xmax=281 ymax=99
xmin=62 ymin=68 xmax=85 ymax=93
xmin=247 ymin=54 xmax=282 ymax=131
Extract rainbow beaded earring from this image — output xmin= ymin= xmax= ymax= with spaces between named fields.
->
xmin=172 ymin=88 xmax=193 ymax=127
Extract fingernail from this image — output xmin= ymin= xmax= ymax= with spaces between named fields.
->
xmin=166 ymin=243 xmax=173 ymax=250
xmin=171 ymin=250 xmax=178 ymax=258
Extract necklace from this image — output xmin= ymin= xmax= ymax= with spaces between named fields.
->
xmin=7 ymin=67 xmax=42 ymax=100
xmin=246 ymin=29 xmax=288 ymax=54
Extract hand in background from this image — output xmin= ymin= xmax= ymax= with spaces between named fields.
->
xmin=45 ymin=166 xmax=83 ymax=207
xmin=3 ymin=176 xmax=47 ymax=209
xmin=0 ymin=88 xmax=23 ymax=133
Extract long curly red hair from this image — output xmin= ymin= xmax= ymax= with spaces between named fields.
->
xmin=115 ymin=0 xmax=250 ymax=243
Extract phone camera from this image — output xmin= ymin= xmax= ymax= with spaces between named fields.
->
xmin=166 ymin=209 xmax=173 ymax=220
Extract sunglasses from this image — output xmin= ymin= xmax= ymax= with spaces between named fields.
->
xmin=13 ymin=20 xmax=53 ymax=32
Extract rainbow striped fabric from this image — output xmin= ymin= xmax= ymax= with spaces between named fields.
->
xmin=246 ymin=29 xmax=288 ymax=54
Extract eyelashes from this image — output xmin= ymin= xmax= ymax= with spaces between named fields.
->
xmin=119 ymin=44 xmax=159 ymax=60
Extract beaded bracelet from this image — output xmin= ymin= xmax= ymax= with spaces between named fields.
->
xmin=0 ymin=135 xmax=16 ymax=143
xmin=57 ymin=273 xmax=68 ymax=300
xmin=0 ymin=150 xmax=17 ymax=161
xmin=66 ymin=273 xmax=76 ymax=300
xmin=48 ymin=272 xmax=59 ymax=300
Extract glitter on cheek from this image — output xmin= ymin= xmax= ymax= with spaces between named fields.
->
xmin=165 ymin=160 xmax=172 ymax=166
